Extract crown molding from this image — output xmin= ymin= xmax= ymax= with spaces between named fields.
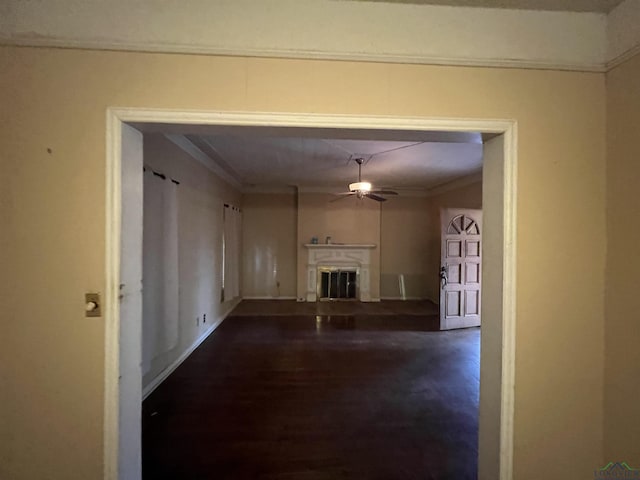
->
xmin=0 ymin=36 xmax=608 ymax=73
xmin=164 ymin=134 xmax=242 ymax=189
xmin=606 ymin=0 xmax=640 ymax=70
xmin=606 ymin=42 xmax=640 ymax=70
xmin=296 ymin=185 xmax=432 ymax=196
xmin=0 ymin=0 xmax=608 ymax=72
xmin=426 ymin=171 xmax=484 ymax=197
xmin=297 ymin=186 xmax=345 ymax=194
xmin=241 ymin=185 xmax=297 ymax=195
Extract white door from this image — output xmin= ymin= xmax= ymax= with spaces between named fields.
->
xmin=439 ymin=208 xmax=482 ymax=330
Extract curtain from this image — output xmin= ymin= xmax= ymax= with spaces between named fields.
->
xmin=223 ymin=204 xmax=242 ymax=301
xmin=142 ymin=169 xmax=179 ymax=375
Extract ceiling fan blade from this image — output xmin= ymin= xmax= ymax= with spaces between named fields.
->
xmin=330 ymin=193 xmax=355 ymax=203
xmin=366 ymin=193 xmax=387 ymax=202
xmin=334 ymin=191 xmax=356 ymax=196
xmin=370 ymin=190 xmax=398 ymax=195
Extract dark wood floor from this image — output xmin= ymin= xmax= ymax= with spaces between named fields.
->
xmin=142 ymin=301 xmax=479 ymax=479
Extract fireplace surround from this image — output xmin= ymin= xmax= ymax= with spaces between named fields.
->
xmin=304 ymin=244 xmax=376 ymax=302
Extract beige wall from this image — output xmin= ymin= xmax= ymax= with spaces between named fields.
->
xmin=297 ymin=192 xmax=381 ymax=300
xmin=0 ymin=46 xmax=606 ymax=479
xmin=425 ymin=180 xmax=484 ymax=302
xmin=141 ymin=134 xmax=241 ymax=389
xmin=379 ymin=195 xmax=431 ymax=299
xmin=604 ymin=52 xmax=640 ymax=464
xmin=241 ymin=192 xmax=297 ymax=298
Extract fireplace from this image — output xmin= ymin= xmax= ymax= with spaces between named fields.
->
xmin=318 ymin=267 xmax=357 ymax=300
xmin=304 ymin=244 xmax=376 ymax=302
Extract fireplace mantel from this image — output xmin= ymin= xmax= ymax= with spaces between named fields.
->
xmin=304 ymin=244 xmax=377 ymax=302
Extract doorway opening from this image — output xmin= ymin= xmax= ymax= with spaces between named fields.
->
xmin=104 ymin=110 xmax=516 ymax=480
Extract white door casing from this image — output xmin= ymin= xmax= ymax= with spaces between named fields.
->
xmin=105 ymin=109 xmax=517 ymax=480
xmin=113 ymin=123 xmax=144 ymax=480
xmin=440 ymin=208 xmax=483 ymax=330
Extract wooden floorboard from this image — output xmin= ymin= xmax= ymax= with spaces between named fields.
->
xmin=142 ymin=301 xmax=479 ymax=479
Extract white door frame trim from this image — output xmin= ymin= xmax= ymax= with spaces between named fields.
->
xmin=104 ymin=108 xmax=517 ymax=480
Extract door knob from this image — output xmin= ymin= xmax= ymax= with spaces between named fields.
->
xmin=439 ymin=266 xmax=448 ymax=287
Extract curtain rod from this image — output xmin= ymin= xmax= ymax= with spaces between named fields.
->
xmin=143 ymin=166 xmax=180 ymax=185
xmin=223 ymin=203 xmax=241 ymax=212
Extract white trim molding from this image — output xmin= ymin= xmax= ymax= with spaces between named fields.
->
xmin=103 ymin=105 xmax=122 ymax=480
xmin=499 ymin=121 xmax=518 ymax=480
xmin=380 ymin=296 xmax=431 ymax=301
xmin=164 ymin=134 xmax=242 ymax=189
xmin=1 ymin=0 xmax=607 ymax=72
xmin=242 ymin=296 xmax=297 ymax=300
xmin=606 ymin=0 xmax=640 ymax=69
xmin=105 ymin=108 xmax=517 ymax=480
xmin=426 ymin=171 xmax=484 ymax=197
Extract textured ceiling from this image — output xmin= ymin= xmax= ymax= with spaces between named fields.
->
xmin=188 ymin=133 xmax=483 ymax=192
xmin=348 ymin=0 xmax=624 ymax=13
xmin=135 ymin=124 xmax=485 ymax=193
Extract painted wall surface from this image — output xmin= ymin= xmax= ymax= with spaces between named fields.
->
xmin=425 ymin=181 xmax=483 ymax=302
xmin=0 ymin=46 xmax=606 ymax=480
xmin=141 ymin=134 xmax=241 ymax=389
xmin=241 ymin=192 xmax=297 ymax=299
xmin=296 ymin=192 xmax=381 ymax=301
xmin=604 ymin=52 xmax=640 ymax=465
xmin=379 ymin=196 xmax=431 ymax=299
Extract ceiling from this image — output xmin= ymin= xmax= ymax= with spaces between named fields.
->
xmin=348 ymin=0 xmax=624 ymax=13
xmin=135 ymin=124 xmax=485 ymax=193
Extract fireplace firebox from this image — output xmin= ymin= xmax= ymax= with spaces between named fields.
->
xmin=318 ymin=267 xmax=357 ymax=300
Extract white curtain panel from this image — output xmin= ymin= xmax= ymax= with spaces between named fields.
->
xmin=142 ymin=169 xmax=179 ymax=375
xmin=233 ymin=207 xmax=242 ymax=298
xmin=223 ymin=205 xmax=242 ymax=300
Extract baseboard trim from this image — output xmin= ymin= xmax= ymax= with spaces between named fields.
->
xmin=242 ymin=296 xmax=297 ymax=300
xmin=380 ymin=296 xmax=431 ymax=301
xmin=142 ymin=298 xmax=241 ymax=400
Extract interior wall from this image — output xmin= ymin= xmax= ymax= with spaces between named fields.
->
xmin=241 ymin=192 xmax=297 ymax=298
xmin=604 ymin=52 xmax=640 ymax=465
xmin=142 ymin=134 xmax=241 ymax=390
xmin=379 ymin=195 xmax=431 ymax=299
xmin=297 ymin=192 xmax=381 ymax=301
xmin=0 ymin=46 xmax=606 ymax=480
xmin=425 ymin=180 xmax=483 ymax=302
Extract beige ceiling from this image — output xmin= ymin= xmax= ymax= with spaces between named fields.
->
xmin=348 ymin=0 xmax=624 ymax=13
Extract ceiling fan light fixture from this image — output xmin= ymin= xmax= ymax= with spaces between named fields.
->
xmin=349 ymin=181 xmax=372 ymax=192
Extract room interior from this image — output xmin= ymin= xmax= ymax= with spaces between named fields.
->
xmin=1 ymin=0 xmax=639 ymax=479
xmin=137 ymin=126 xmax=485 ymax=395
xmin=132 ymin=120 xmax=494 ymax=479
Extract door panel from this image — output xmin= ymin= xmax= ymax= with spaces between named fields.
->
xmin=440 ymin=208 xmax=482 ymax=330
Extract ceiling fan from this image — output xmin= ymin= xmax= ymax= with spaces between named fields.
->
xmin=332 ymin=158 xmax=398 ymax=202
